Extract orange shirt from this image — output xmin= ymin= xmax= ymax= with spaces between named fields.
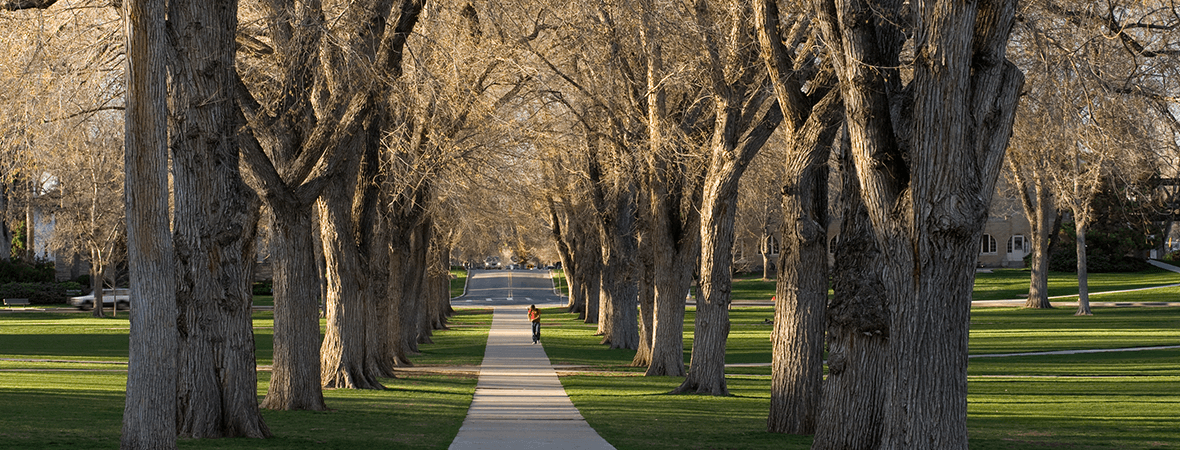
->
xmin=528 ymin=308 xmax=540 ymax=322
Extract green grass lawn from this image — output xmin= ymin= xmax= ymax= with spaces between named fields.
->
xmin=543 ymin=303 xmax=1180 ymax=449
xmin=0 ymin=307 xmax=491 ymax=449
xmin=972 ymin=267 xmax=1180 ymax=300
xmin=728 ymin=266 xmax=1180 ymax=304
xmin=552 ymin=269 xmax=569 ymax=296
xmin=450 ymin=269 xmax=467 ymax=298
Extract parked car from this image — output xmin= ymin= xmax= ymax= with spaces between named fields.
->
xmin=70 ymin=289 xmax=130 ymax=311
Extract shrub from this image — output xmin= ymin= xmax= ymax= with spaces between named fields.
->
xmin=0 ymin=260 xmax=55 ymax=283
xmin=252 ymin=281 xmax=272 ymax=296
xmin=0 ymin=282 xmax=68 ymax=305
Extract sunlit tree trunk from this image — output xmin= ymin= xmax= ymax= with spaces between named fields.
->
xmin=1010 ymin=156 xmax=1054 ymax=309
xmin=766 ymin=92 xmax=842 ymax=435
xmin=169 ymin=0 xmax=271 ymax=435
xmin=120 ymin=0 xmax=178 ymax=445
xmin=811 ymin=1 xmax=1022 ymax=447
xmin=632 ymin=227 xmax=656 ymax=366
xmin=318 ymin=153 xmax=382 ymax=389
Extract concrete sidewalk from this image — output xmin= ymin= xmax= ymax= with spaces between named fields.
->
xmin=449 ymin=306 xmax=615 ymax=450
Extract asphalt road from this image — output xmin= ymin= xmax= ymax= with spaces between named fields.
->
xmin=452 ymin=269 xmax=565 ymax=306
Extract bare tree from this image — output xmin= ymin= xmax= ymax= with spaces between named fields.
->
xmin=675 ymin=0 xmax=784 ymax=396
xmin=754 ymin=0 xmax=843 ymax=433
xmin=809 ymin=0 xmax=1023 ymax=447
xmin=1009 ymin=0 xmax=1180 ymax=313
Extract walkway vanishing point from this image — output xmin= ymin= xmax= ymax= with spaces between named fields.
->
xmin=448 ymin=270 xmax=615 ymax=450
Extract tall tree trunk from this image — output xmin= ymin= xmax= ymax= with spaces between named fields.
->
xmin=632 ymin=229 xmax=656 ymax=366
xmin=318 ymin=160 xmax=383 ymax=389
xmin=811 ymin=2 xmax=1022 ymax=448
xmin=386 ymin=228 xmax=416 ymax=366
xmin=260 ymin=206 xmax=327 ymax=411
xmin=1010 ymin=157 xmax=1053 ymax=309
xmin=598 ymin=185 xmax=640 ymax=350
xmin=547 ymin=198 xmax=581 ymax=314
xmin=90 ymin=259 xmax=105 ymax=318
xmin=644 ymin=156 xmax=702 ymax=376
xmin=24 ymin=182 xmax=34 ymax=260
xmin=760 ymin=244 xmax=771 ymax=281
xmin=367 ymin=211 xmax=398 ymax=377
xmin=430 ymin=236 xmax=451 ymax=328
xmin=1026 ymin=180 xmax=1054 ymax=309
xmin=646 ymin=218 xmax=697 ymax=376
xmin=121 ymin=0 xmax=178 ymax=445
xmin=0 ymin=184 xmax=11 ymax=262
xmin=1075 ymin=221 xmax=1092 ymax=315
xmin=169 ymin=0 xmax=271 ymax=435
xmin=418 ymin=220 xmax=437 ymax=345
xmin=766 ymin=91 xmax=841 ymax=434
xmin=678 ymin=168 xmax=740 ymax=395
xmin=675 ymin=94 xmax=781 ymax=395
xmin=812 ymin=142 xmax=889 ymax=449
xmin=577 ymin=232 xmax=602 ymax=324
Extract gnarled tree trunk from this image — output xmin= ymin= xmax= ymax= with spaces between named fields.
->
xmin=170 ymin=0 xmax=271 ymax=432
xmin=812 ymin=136 xmax=889 ymax=450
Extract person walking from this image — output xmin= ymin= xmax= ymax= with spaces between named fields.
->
xmin=528 ymin=304 xmax=541 ymax=344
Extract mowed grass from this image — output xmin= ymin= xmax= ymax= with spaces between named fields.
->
xmin=0 ymin=307 xmax=492 ymax=449
xmin=551 ymin=269 xmax=569 ymax=296
xmin=450 ymin=269 xmax=467 ymax=298
xmin=540 ymin=289 xmax=1180 ymax=449
xmin=539 ymin=306 xmax=775 ymax=370
xmin=972 ymin=266 xmax=1180 ymax=300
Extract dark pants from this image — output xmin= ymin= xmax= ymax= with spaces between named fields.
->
xmin=531 ymin=321 xmax=540 ymax=343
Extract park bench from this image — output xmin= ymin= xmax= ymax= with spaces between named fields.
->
xmin=4 ymin=298 xmax=30 ymax=306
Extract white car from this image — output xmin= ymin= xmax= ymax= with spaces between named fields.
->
xmin=69 ymin=289 xmax=130 ymax=311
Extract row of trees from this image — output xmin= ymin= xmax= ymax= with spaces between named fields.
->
xmin=538 ymin=0 xmax=1178 ymax=447
xmin=4 ymin=0 xmax=543 ymax=448
xmin=538 ymin=0 xmax=1020 ymax=447
xmin=5 ymin=0 xmax=1178 ymax=449
xmin=1007 ymin=0 xmax=1180 ymax=315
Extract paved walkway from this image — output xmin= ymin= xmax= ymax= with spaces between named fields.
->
xmin=449 ymin=306 xmax=615 ymax=450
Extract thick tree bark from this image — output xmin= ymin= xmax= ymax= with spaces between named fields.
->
xmin=0 ymin=186 xmax=11 ymax=262
xmin=318 ymin=161 xmax=383 ymax=389
xmin=676 ymin=0 xmax=784 ymax=395
xmin=121 ymin=0 xmax=178 ymax=445
xmin=169 ymin=0 xmax=271 ymax=436
xmin=386 ymin=228 xmax=417 ymax=366
xmin=90 ymin=262 xmax=105 ymax=318
xmin=418 ymin=220 xmax=437 ymax=345
xmin=598 ymin=187 xmax=640 ymax=350
xmin=632 ymin=228 xmax=656 ymax=366
xmin=547 ymin=198 xmax=581 ymax=314
xmin=811 ymin=1 xmax=1022 ymax=448
xmin=812 ymin=134 xmax=889 ymax=450
xmin=644 ymin=163 xmax=702 ymax=377
xmin=676 ymin=95 xmax=781 ymax=396
xmin=577 ymin=229 xmax=602 ymax=324
xmin=260 ymin=206 xmax=327 ymax=411
xmin=646 ymin=217 xmax=697 ymax=376
xmin=367 ymin=210 xmax=398 ymax=377
xmin=678 ymin=93 xmax=782 ymax=395
xmin=766 ymin=92 xmax=842 ymax=435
